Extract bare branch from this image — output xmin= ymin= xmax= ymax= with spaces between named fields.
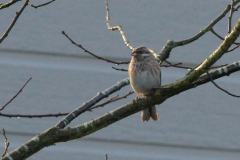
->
xmin=112 ymin=67 xmax=128 ymax=72
xmin=0 ymin=0 xmax=21 ymax=10
xmin=227 ymin=43 xmax=240 ymax=52
xmin=89 ymin=91 xmax=134 ymax=110
xmin=161 ymin=61 xmax=191 ymax=69
xmin=62 ymin=31 xmax=129 ymax=65
xmin=3 ymin=61 xmax=240 ymax=160
xmin=0 ymin=77 xmax=32 ymax=111
xmin=28 ymin=0 xmax=55 ymax=9
xmin=185 ymin=17 xmax=240 ymax=84
xmin=105 ymin=0 xmax=134 ymax=51
xmin=207 ymin=72 xmax=240 ymax=97
xmin=228 ymin=1 xmax=235 ymax=33
xmin=0 ymin=0 xmax=29 ymax=44
xmin=210 ymin=28 xmax=225 ymax=40
xmin=210 ymin=64 xmax=229 ymax=69
xmin=157 ymin=1 xmax=240 ymax=62
xmin=235 ymin=4 xmax=240 ymax=10
xmin=55 ymin=77 xmax=131 ymax=129
xmin=210 ymin=28 xmax=240 ymax=45
xmin=1 ymin=129 xmax=10 ymax=158
xmin=0 ymin=112 xmax=68 ymax=118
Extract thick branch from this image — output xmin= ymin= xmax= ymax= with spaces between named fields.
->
xmin=172 ymin=18 xmax=240 ymax=89
xmin=0 ymin=92 xmax=133 ymax=118
xmin=55 ymin=78 xmax=130 ymax=129
xmin=2 ymin=61 xmax=240 ymax=160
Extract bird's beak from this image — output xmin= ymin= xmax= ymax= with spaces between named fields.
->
xmin=131 ymin=51 xmax=137 ymax=56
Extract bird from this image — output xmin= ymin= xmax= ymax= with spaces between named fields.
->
xmin=128 ymin=46 xmax=161 ymax=122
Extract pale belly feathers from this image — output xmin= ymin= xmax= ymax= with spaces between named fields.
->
xmin=130 ymin=69 xmax=160 ymax=95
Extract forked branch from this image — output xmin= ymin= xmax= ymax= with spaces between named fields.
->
xmin=0 ymin=0 xmax=29 ymax=44
xmin=105 ymin=0 xmax=134 ymax=51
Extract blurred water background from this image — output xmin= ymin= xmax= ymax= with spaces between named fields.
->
xmin=0 ymin=0 xmax=240 ymax=159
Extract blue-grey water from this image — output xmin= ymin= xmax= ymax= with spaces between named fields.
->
xmin=0 ymin=0 xmax=240 ymax=159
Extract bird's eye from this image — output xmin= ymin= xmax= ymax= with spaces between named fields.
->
xmin=142 ymin=53 xmax=149 ymax=58
xmin=139 ymin=51 xmax=142 ymax=54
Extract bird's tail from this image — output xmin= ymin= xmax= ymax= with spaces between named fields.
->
xmin=141 ymin=105 xmax=160 ymax=122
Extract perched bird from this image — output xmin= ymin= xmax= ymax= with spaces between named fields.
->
xmin=128 ymin=47 xmax=161 ymax=122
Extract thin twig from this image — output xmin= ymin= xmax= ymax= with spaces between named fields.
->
xmin=0 ymin=112 xmax=68 ymax=118
xmin=62 ymin=31 xmax=129 ymax=65
xmin=112 ymin=67 xmax=128 ymax=72
xmin=0 ymin=77 xmax=32 ymax=111
xmin=207 ymin=72 xmax=240 ymax=98
xmin=89 ymin=95 xmax=119 ymax=111
xmin=210 ymin=28 xmax=225 ymax=41
xmin=235 ymin=5 xmax=240 ymax=10
xmin=105 ymin=0 xmax=134 ymax=51
xmin=28 ymin=0 xmax=55 ymax=9
xmin=1 ymin=129 xmax=10 ymax=158
xmin=228 ymin=1 xmax=235 ymax=33
xmin=0 ymin=0 xmax=21 ymax=10
xmin=186 ymin=62 xmax=203 ymax=75
xmin=0 ymin=0 xmax=29 ymax=44
xmin=210 ymin=28 xmax=240 ymax=45
xmin=210 ymin=64 xmax=228 ymax=69
xmin=161 ymin=61 xmax=191 ymax=69
xmin=90 ymin=91 xmax=134 ymax=110
xmin=227 ymin=43 xmax=240 ymax=52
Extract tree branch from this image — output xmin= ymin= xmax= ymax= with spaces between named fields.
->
xmin=1 ymin=129 xmax=10 ymax=158
xmin=210 ymin=28 xmax=240 ymax=45
xmin=156 ymin=1 xmax=240 ymax=62
xmin=228 ymin=0 xmax=235 ymax=33
xmin=207 ymin=72 xmax=240 ymax=97
xmin=62 ymin=31 xmax=129 ymax=65
xmin=105 ymin=0 xmax=134 ymax=51
xmin=3 ymin=61 xmax=240 ymax=160
xmin=0 ymin=77 xmax=32 ymax=111
xmin=28 ymin=0 xmax=55 ymax=9
xmin=55 ymin=78 xmax=131 ymax=129
xmin=0 ymin=0 xmax=21 ymax=10
xmin=176 ymin=18 xmax=240 ymax=88
xmin=0 ymin=0 xmax=29 ymax=44
xmin=227 ymin=43 xmax=240 ymax=52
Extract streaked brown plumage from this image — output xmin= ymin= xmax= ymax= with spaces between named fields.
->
xmin=128 ymin=47 xmax=161 ymax=122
